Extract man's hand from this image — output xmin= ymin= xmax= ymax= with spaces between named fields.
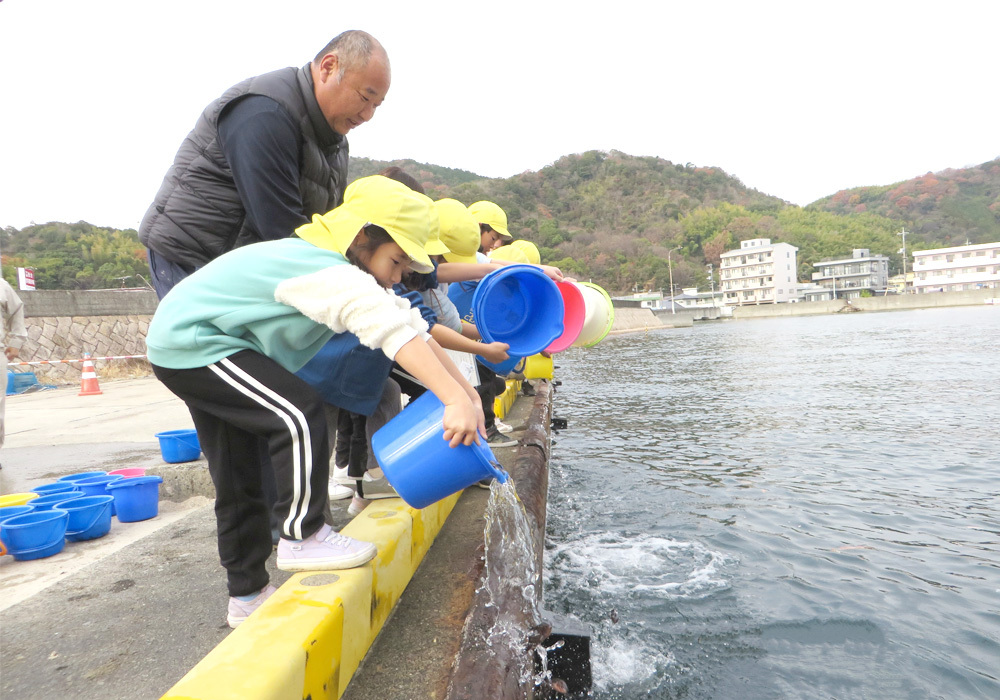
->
xmin=4 ymin=346 xmax=18 ymax=361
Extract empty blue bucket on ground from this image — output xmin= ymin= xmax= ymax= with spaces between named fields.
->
xmin=155 ymin=429 xmax=201 ymax=463
xmin=28 ymin=491 xmax=85 ymax=511
xmin=31 ymin=481 xmax=81 ymax=496
xmin=0 ymin=505 xmax=35 ymax=523
xmin=0 ymin=509 xmax=68 ymax=560
xmin=372 ymin=391 xmax=508 ymax=509
xmin=471 ymin=264 xmax=564 ymax=356
xmin=107 ymin=475 xmax=163 ymax=522
xmin=59 ymin=495 xmax=115 ymax=541
xmin=76 ymin=474 xmax=124 ymax=516
xmin=58 ymin=471 xmax=109 ymax=483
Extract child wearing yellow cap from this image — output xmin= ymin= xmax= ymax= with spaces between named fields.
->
xmin=146 ymin=176 xmax=484 ymax=627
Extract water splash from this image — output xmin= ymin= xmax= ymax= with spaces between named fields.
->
xmin=478 ymin=477 xmax=543 ymax=685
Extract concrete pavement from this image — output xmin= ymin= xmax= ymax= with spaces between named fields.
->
xmin=1 ymin=375 xmax=544 ymax=699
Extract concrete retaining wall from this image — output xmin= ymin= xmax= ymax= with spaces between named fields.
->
xmin=609 ymin=306 xmax=694 ymax=334
xmin=11 ymin=290 xmax=157 ymax=384
xmin=731 ymin=288 xmax=997 ymax=320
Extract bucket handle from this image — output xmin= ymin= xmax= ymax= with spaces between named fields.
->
xmin=65 ymin=500 xmax=112 ymax=536
xmin=486 ymin=459 xmax=509 ymax=484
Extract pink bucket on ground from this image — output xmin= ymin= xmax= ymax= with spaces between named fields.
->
xmin=108 ymin=468 xmax=146 ymax=478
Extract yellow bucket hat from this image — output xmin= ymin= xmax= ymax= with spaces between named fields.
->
xmin=510 ymin=239 xmax=540 ymax=265
xmin=294 ymin=175 xmax=435 ymax=273
xmin=468 ymin=200 xmax=513 ymax=240
xmin=489 ymin=245 xmax=530 ymax=264
xmin=435 ymin=199 xmax=480 ymax=264
xmin=423 ymin=207 xmax=448 ymax=257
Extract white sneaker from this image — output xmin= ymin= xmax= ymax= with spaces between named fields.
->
xmin=347 ymin=493 xmax=371 ymax=516
xmin=495 ymin=419 xmax=514 ymax=434
xmin=330 ymin=465 xmax=354 ymax=485
xmin=276 ymin=523 xmax=377 ymax=572
xmin=328 ymin=479 xmax=354 ymax=501
xmin=226 ymin=584 xmax=278 ymax=628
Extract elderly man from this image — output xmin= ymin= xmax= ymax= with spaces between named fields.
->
xmin=1 ymin=278 xmax=27 ymax=457
xmin=139 ymin=29 xmax=390 ymax=298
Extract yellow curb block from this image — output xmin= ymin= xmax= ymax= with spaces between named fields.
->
xmin=161 ymin=493 xmax=461 ymax=700
xmin=494 ymin=379 xmax=520 ymax=419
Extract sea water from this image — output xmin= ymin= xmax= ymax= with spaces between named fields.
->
xmin=543 ymin=306 xmax=1000 ymax=699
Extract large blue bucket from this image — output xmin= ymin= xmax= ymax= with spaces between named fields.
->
xmin=75 ymin=474 xmax=124 ymax=516
xmin=372 ymin=391 xmax=508 ymax=509
xmin=31 ymin=481 xmax=81 ymax=496
xmin=58 ymin=471 xmax=109 ymax=483
xmin=107 ymin=476 xmax=163 ymax=522
xmin=0 ymin=505 xmax=35 ymax=523
xmin=28 ymin=491 xmax=85 ymax=511
xmin=471 ymin=265 xmax=564 ymax=356
xmin=59 ymin=495 xmax=115 ymax=541
xmin=0 ymin=509 xmax=68 ymax=561
xmin=155 ymin=429 xmax=202 ymax=463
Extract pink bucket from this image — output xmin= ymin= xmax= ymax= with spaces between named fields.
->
xmin=545 ymin=280 xmax=586 ymax=353
xmin=108 ymin=468 xmax=146 ymax=478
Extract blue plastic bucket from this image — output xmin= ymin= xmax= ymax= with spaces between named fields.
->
xmin=107 ymin=475 xmax=163 ymax=522
xmin=372 ymin=391 xmax=508 ymax=509
xmin=0 ymin=509 xmax=68 ymax=560
xmin=59 ymin=495 xmax=114 ymax=541
xmin=28 ymin=491 xmax=85 ymax=511
xmin=31 ymin=481 xmax=81 ymax=496
xmin=476 ymin=352 xmax=524 ymax=376
xmin=0 ymin=505 xmax=35 ymax=522
xmin=58 ymin=471 xmax=109 ymax=483
xmin=447 ymin=280 xmax=480 ymax=324
xmin=471 ymin=265 xmax=564 ymax=356
xmin=76 ymin=474 xmax=125 ymax=516
xmin=155 ymin=429 xmax=201 ymax=463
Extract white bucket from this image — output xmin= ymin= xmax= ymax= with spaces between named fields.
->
xmin=572 ymin=282 xmax=615 ymax=348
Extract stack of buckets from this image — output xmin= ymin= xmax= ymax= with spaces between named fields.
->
xmin=0 ymin=468 xmax=164 ymax=561
xmin=447 ymin=264 xmax=615 ymax=360
xmin=375 ymin=264 xmax=615 ymax=509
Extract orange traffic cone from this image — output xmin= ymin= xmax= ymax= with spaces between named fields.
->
xmin=78 ymin=352 xmax=103 ymax=396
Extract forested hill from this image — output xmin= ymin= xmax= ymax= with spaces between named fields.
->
xmin=807 ymin=158 xmax=1000 ymax=247
xmin=4 ymin=152 xmax=999 ymax=292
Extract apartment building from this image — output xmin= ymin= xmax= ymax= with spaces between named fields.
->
xmin=720 ymin=238 xmax=799 ymax=305
xmin=912 ymin=241 xmax=1000 ymax=293
xmin=811 ymin=249 xmax=890 ymax=299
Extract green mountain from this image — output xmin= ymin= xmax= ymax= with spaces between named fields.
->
xmin=807 ymin=157 xmax=1000 ymax=248
xmin=4 ymin=152 xmax=998 ymax=293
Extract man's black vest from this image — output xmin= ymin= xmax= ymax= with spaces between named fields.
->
xmin=138 ymin=65 xmax=348 ymax=267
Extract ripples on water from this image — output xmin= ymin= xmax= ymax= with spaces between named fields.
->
xmin=543 ymin=306 xmax=1000 ymax=699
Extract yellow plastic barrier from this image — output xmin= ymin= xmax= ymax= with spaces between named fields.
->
xmin=162 ymin=493 xmax=461 ymax=700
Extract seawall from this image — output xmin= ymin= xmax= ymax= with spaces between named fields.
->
xmin=13 ymin=289 xmax=157 ymax=383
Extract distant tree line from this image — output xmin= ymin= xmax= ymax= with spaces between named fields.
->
xmin=5 ymin=152 xmax=997 ymax=293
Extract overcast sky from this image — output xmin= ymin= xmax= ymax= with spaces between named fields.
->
xmin=1 ymin=0 xmax=997 ymax=231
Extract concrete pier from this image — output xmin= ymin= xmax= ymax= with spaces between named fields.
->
xmin=0 ymin=376 xmax=554 ymax=700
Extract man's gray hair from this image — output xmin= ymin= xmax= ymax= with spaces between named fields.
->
xmin=313 ymin=30 xmax=388 ymax=78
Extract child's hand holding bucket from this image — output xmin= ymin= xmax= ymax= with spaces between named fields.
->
xmin=442 ymin=398 xmax=483 ymax=447
xmin=478 ymin=341 xmax=510 ymax=365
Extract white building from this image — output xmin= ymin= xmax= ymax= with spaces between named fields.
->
xmin=720 ymin=238 xmax=799 ymax=305
xmin=811 ymin=249 xmax=890 ymax=299
xmin=911 ymin=242 xmax=1000 ymax=293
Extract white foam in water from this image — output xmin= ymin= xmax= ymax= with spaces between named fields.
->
xmin=546 ymin=532 xmax=731 ymax=600
xmin=591 ymin=635 xmax=675 ymax=690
